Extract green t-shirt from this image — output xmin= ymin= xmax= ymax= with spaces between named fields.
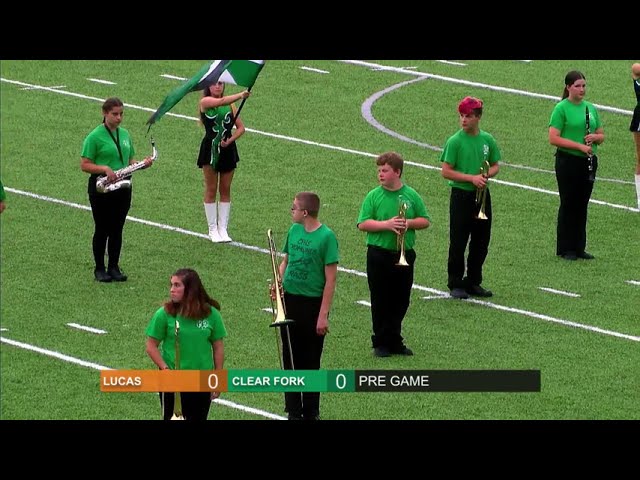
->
xmin=440 ymin=129 xmax=501 ymax=191
xmin=0 ymin=180 xmax=5 ymax=202
xmin=145 ymin=306 xmax=227 ymax=370
xmin=357 ymin=184 xmax=430 ymax=251
xmin=81 ymin=125 xmax=135 ymax=171
xmin=549 ymin=99 xmax=601 ymax=157
xmin=282 ymin=223 xmax=339 ymax=297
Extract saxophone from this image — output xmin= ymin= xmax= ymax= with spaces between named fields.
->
xmin=96 ymin=138 xmax=158 ymax=193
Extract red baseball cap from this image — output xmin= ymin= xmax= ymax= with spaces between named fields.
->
xmin=458 ymin=96 xmax=483 ymax=115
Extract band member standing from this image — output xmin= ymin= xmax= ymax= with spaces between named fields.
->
xmin=630 ymin=63 xmax=640 ymax=210
xmin=198 ymin=82 xmax=250 ymax=243
xmin=441 ymin=97 xmax=501 ymax=299
xmin=80 ymin=97 xmax=153 ymax=283
xmin=276 ymin=192 xmax=338 ymax=420
xmin=0 ymin=179 xmax=6 ymax=214
xmin=145 ymin=268 xmax=226 ymax=421
xmin=357 ymin=152 xmax=431 ymax=358
xmin=549 ymin=71 xmax=605 ymax=260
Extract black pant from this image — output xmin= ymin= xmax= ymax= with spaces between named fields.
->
xmin=555 ymin=151 xmax=597 ymax=256
xmin=447 ymin=187 xmax=492 ymax=290
xmin=280 ymin=293 xmax=325 ymax=419
xmin=159 ymin=392 xmax=211 ymax=421
xmin=88 ymin=175 xmax=131 ymax=270
xmin=366 ymin=245 xmax=416 ymax=350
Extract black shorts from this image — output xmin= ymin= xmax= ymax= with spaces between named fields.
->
xmin=630 ymin=106 xmax=640 ymax=133
xmin=197 ymin=138 xmax=239 ymax=173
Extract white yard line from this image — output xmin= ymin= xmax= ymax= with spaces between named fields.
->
xmin=538 ymin=287 xmax=581 ymax=298
xmin=87 ymin=78 xmax=116 ymax=85
xmin=436 ymin=60 xmax=467 ymax=66
xmin=160 ymin=74 xmax=188 ymax=81
xmin=299 ymin=66 xmax=330 ymax=74
xmin=66 ymin=323 xmax=108 ymax=334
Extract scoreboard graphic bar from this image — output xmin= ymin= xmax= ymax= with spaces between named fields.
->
xmin=101 ymin=370 xmax=540 ymax=393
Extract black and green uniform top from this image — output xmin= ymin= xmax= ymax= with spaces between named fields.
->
xmin=145 ymin=306 xmax=227 ymax=370
xmin=201 ymin=105 xmax=234 ymax=164
xmin=357 ymin=184 xmax=430 ymax=251
xmin=282 ymin=223 xmax=339 ymax=298
xmin=440 ymin=129 xmax=501 ymax=191
xmin=549 ymin=99 xmax=602 ymax=157
xmin=82 ymin=125 xmax=135 ymax=170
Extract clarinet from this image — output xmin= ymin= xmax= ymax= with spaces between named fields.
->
xmin=96 ymin=138 xmax=158 ymax=193
xmin=585 ymin=106 xmax=595 ymax=182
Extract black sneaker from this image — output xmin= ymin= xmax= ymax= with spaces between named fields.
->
xmin=561 ymin=252 xmax=577 ymax=261
xmin=450 ymin=288 xmax=469 ymax=299
xmin=391 ymin=346 xmax=414 ymax=356
xmin=94 ymin=268 xmax=112 ymax=283
xmin=373 ymin=346 xmax=391 ymax=357
xmin=466 ymin=285 xmax=493 ymax=297
xmin=287 ymin=413 xmax=303 ymax=420
xmin=107 ymin=267 xmax=128 ymax=282
xmin=577 ymin=251 xmax=595 ymax=260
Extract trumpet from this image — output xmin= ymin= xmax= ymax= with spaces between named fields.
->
xmin=475 ymin=160 xmax=491 ymax=221
xmin=396 ymin=200 xmax=410 ymax=267
xmin=170 ymin=319 xmax=185 ymax=420
xmin=267 ymin=229 xmax=295 ymax=369
xmin=96 ymin=138 xmax=158 ymax=193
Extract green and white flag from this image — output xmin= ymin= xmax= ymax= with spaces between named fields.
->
xmin=147 ymin=60 xmax=265 ymax=127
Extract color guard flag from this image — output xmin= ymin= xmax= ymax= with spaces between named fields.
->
xmin=146 ymin=60 xmax=265 ymax=127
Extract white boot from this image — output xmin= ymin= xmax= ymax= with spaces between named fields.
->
xmin=218 ymin=202 xmax=232 ymax=242
xmin=204 ymin=203 xmax=223 ymax=243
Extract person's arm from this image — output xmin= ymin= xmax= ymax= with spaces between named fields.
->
xmin=549 ymin=127 xmax=592 ymax=155
xmin=358 ymin=218 xmax=405 ymax=235
xmin=210 ymin=340 xmax=224 ymax=399
xmin=407 ymin=217 xmax=430 ymax=231
xmin=221 ymin=105 xmax=246 ymax=148
xmin=442 ymin=162 xmax=487 ymax=189
xmin=200 ymin=90 xmax=250 ymax=111
xmin=316 ymin=263 xmax=337 ymax=335
xmin=145 ymin=337 xmax=170 ymax=369
xmin=80 ymin=157 xmax=116 ymax=180
xmin=278 ymin=254 xmax=288 ymax=280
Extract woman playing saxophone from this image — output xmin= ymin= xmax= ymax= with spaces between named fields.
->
xmin=80 ymin=97 xmax=154 ymax=283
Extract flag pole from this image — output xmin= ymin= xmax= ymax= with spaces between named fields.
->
xmin=224 ymin=86 xmax=252 ymax=140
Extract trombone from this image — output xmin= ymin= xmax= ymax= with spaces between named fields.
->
xmin=170 ymin=319 xmax=185 ymax=420
xmin=396 ymin=200 xmax=410 ymax=267
xmin=475 ymin=161 xmax=491 ymax=221
xmin=267 ymin=229 xmax=295 ymax=370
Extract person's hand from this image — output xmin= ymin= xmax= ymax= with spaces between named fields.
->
xmin=0 ymin=201 xmax=5 ymax=214
xmin=472 ymin=174 xmax=488 ymax=189
xmin=240 ymin=90 xmax=251 ymax=99
xmin=580 ymin=144 xmax=593 ymax=156
xmin=143 ymin=156 xmax=154 ymax=169
xmin=104 ymin=167 xmax=117 ymax=181
xmin=316 ymin=315 xmax=329 ymax=336
xmin=211 ymin=391 xmax=221 ymax=401
xmin=220 ymin=138 xmax=231 ymax=148
xmin=388 ymin=217 xmax=407 ymax=234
